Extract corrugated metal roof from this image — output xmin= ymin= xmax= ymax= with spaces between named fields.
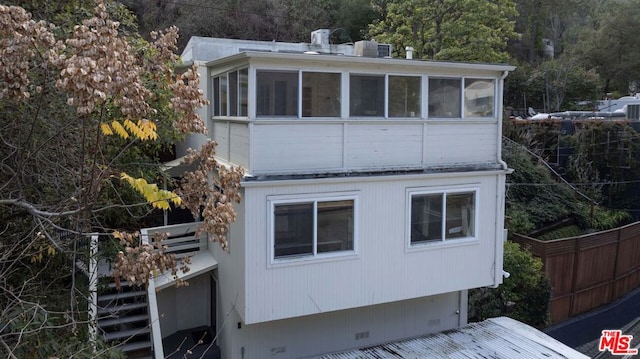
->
xmin=309 ymin=317 xmax=588 ymax=359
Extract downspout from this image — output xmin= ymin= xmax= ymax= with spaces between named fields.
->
xmin=497 ymin=70 xmax=511 ymax=172
xmin=493 ymin=70 xmax=512 ymax=288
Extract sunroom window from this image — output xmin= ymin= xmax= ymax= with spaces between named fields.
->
xmin=212 ymin=68 xmax=248 ymax=117
xmin=428 ymin=78 xmax=461 ymax=118
xmin=410 ymin=190 xmax=476 ymax=244
xmin=273 ymin=199 xmax=355 ymax=259
xmin=389 ymin=76 xmax=421 ymax=117
xmin=350 ymin=74 xmax=384 ymax=117
xmin=256 ymin=70 xmax=298 ymax=116
xmin=464 ymin=79 xmax=495 ymax=117
xmin=302 ymin=72 xmax=341 ymax=117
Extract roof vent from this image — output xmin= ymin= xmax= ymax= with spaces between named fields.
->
xmin=311 ymin=29 xmax=330 ymax=46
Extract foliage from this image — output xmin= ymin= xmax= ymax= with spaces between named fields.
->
xmin=503 ymin=142 xmax=583 ymax=232
xmin=569 ymin=0 xmax=640 ymax=94
xmin=0 ymin=1 xmax=242 ymax=357
xmin=504 ymin=60 xmax=602 ymax=112
xmin=468 ymin=241 xmax=551 ymax=328
xmin=565 ymin=121 xmax=640 ymax=210
xmin=122 ymin=0 xmax=378 ymax=50
xmin=368 ymin=0 xmax=518 ymax=62
xmin=503 ymin=122 xmax=636 ymax=237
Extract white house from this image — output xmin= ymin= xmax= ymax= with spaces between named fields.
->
xmin=127 ymin=34 xmax=585 ymax=359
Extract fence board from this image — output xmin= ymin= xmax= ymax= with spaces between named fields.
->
xmin=511 ymin=222 xmax=640 ymax=323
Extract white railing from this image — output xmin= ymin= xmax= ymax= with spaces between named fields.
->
xmin=141 ymin=222 xmax=206 ymax=359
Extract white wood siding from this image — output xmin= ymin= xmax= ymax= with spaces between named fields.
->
xmin=346 ymin=123 xmax=423 ymax=169
xmin=220 ymin=291 xmax=464 ymax=359
xmin=252 ymin=123 xmax=344 ymax=173
xmin=245 ymin=120 xmax=498 ymax=175
xmin=238 ymin=171 xmax=505 ymax=324
xmin=424 ymin=122 xmax=498 ymax=166
xmin=212 ymin=121 xmax=250 ymax=169
xmin=229 ymin=122 xmax=249 ymax=168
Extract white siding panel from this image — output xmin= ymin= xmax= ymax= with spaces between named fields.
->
xmin=213 ymin=121 xmax=230 ymax=160
xmin=424 ymin=122 xmax=498 ymax=165
xmin=252 ymin=124 xmax=344 ymax=173
xmin=241 ymin=172 xmax=504 ymax=324
xmin=347 ymin=124 xmax=423 ymax=169
xmin=229 ymin=122 xmax=249 ymax=168
xmin=234 ymin=292 xmax=462 ymax=359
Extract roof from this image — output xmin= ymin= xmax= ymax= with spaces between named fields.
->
xmin=205 ymin=50 xmax=515 ymax=73
xmin=308 ymin=317 xmax=588 ymax=359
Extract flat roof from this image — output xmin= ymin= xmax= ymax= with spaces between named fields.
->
xmin=205 ymin=50 xmax=515 ymax=73
xmin=308 ymin=316 xmax=588 ymax=359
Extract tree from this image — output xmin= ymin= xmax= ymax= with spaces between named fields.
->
xmin=570 ymin=0 xmax=640 ymax=95
xmin=123 ymin=0 xmax=377 ymax=51
xmin=0 ymin=1 xmax=242 ymax=357
xmin=368 ymin=0 xmax=518 ymax=62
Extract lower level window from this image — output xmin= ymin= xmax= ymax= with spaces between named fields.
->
xmin=410 ymin=190 xmax=476 ymax=244
xmin=273 ymin=199 xmax=355 ymax=259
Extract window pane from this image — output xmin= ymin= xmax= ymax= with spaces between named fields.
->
xmin=256 ymin=71 xmax=298 ymax=116
xmin=239 ymin=68 xmax=248 ymax=116
xmin=220 ymin=74 xmax=228 ymax=116
xmin=389 ymin=76 xmax=421 ymax=117
xmin=212 ymin=77 xmax=220 ymax=116
xmin=464 ymin=79 xmax=494 ymax=117
xmin=229 ymin=71 xmax=238 ymax=116
xmin=350 ymin=75 xmax=384 ymax=116
xmin=428 ymin=78 xmax=461 ymax=117
xmin=411 ymin=194 xmax=443 ymax=243
xmin=445 ymin=192 xmax=475 ymax=239
xmin=302 ymin=72 xmax=341 ymax=117
xmin=274 ymin=203 xmax=313 ymax=258
xmin=317 ymin=200 xmax=354 ymax=253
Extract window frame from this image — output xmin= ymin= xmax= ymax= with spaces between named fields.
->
xmin=268 ymin=193 xmax=359 ymax=265
xmin=427 ymin=77 xmax=462 ymax=118
xmin=463 ymin=78 xmax=496 ymax=118
xmin=211 ymin=67 xmax=249 ymax=118
xmin=406 ymin=186 xmax=479 ymax=250
xmin=388 ymin=74 xmax=422 ymax=118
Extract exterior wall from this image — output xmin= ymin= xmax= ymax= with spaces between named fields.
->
xmin=208 ymin=188 xmax=247 ymax=351
xmin=157 ymin=273 xmax=211 ymax=338
xmin=238 ymin=171 xmax=505 ymax=324
xmin=248 ymin=120 xmax=499 ymax=175
xmin=220 ymin=291 xmax=466 ymax=359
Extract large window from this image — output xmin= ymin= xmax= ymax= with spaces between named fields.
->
xmin=464 ymin=79 xmax=494 ymax=117
xmin=350 ymin=74 xmax=385 ymax=116
xmin=256 ymin=70 xmax=298 ymax=116
xmin=273 ymin=198 xmax=355 ymax=260
xmin=212 ymin=68 xmax=248 ymax=117
xmin=428 ymin=78 xmax=461 ymax=118
xmin=302 ymin=72 xmax=341 ymax=117
xmin=409 ymin=189 xmax=476 ymax=245
xmin=389 ymin=76 xmax=421 ymax=117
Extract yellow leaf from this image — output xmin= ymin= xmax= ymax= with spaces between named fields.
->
xmin=47 ymin=246 xmax=56 ymax=256
xmin=111 ymin=120 xmax=129 ymax=139
xmin=101 ymin=123 xmax=113 ymax=136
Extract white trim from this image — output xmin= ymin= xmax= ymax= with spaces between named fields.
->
xmin=406 ymin=185 xmax=480 ymax=252
xmin=267 ymin=192 xmax=359 ymax=267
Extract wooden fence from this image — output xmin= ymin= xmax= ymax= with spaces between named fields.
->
xmin=512 ymin=222 xmax=640 ymax=323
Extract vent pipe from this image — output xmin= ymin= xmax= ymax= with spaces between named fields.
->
xmin=405 ymin=46 xmax=414 ymax=59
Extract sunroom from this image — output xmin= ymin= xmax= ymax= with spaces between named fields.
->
xmin=206 ymin=52 xmax=512 ymax=176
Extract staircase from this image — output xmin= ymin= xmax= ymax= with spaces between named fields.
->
xmin=97 ymin=274 xmax=153 ymax=358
